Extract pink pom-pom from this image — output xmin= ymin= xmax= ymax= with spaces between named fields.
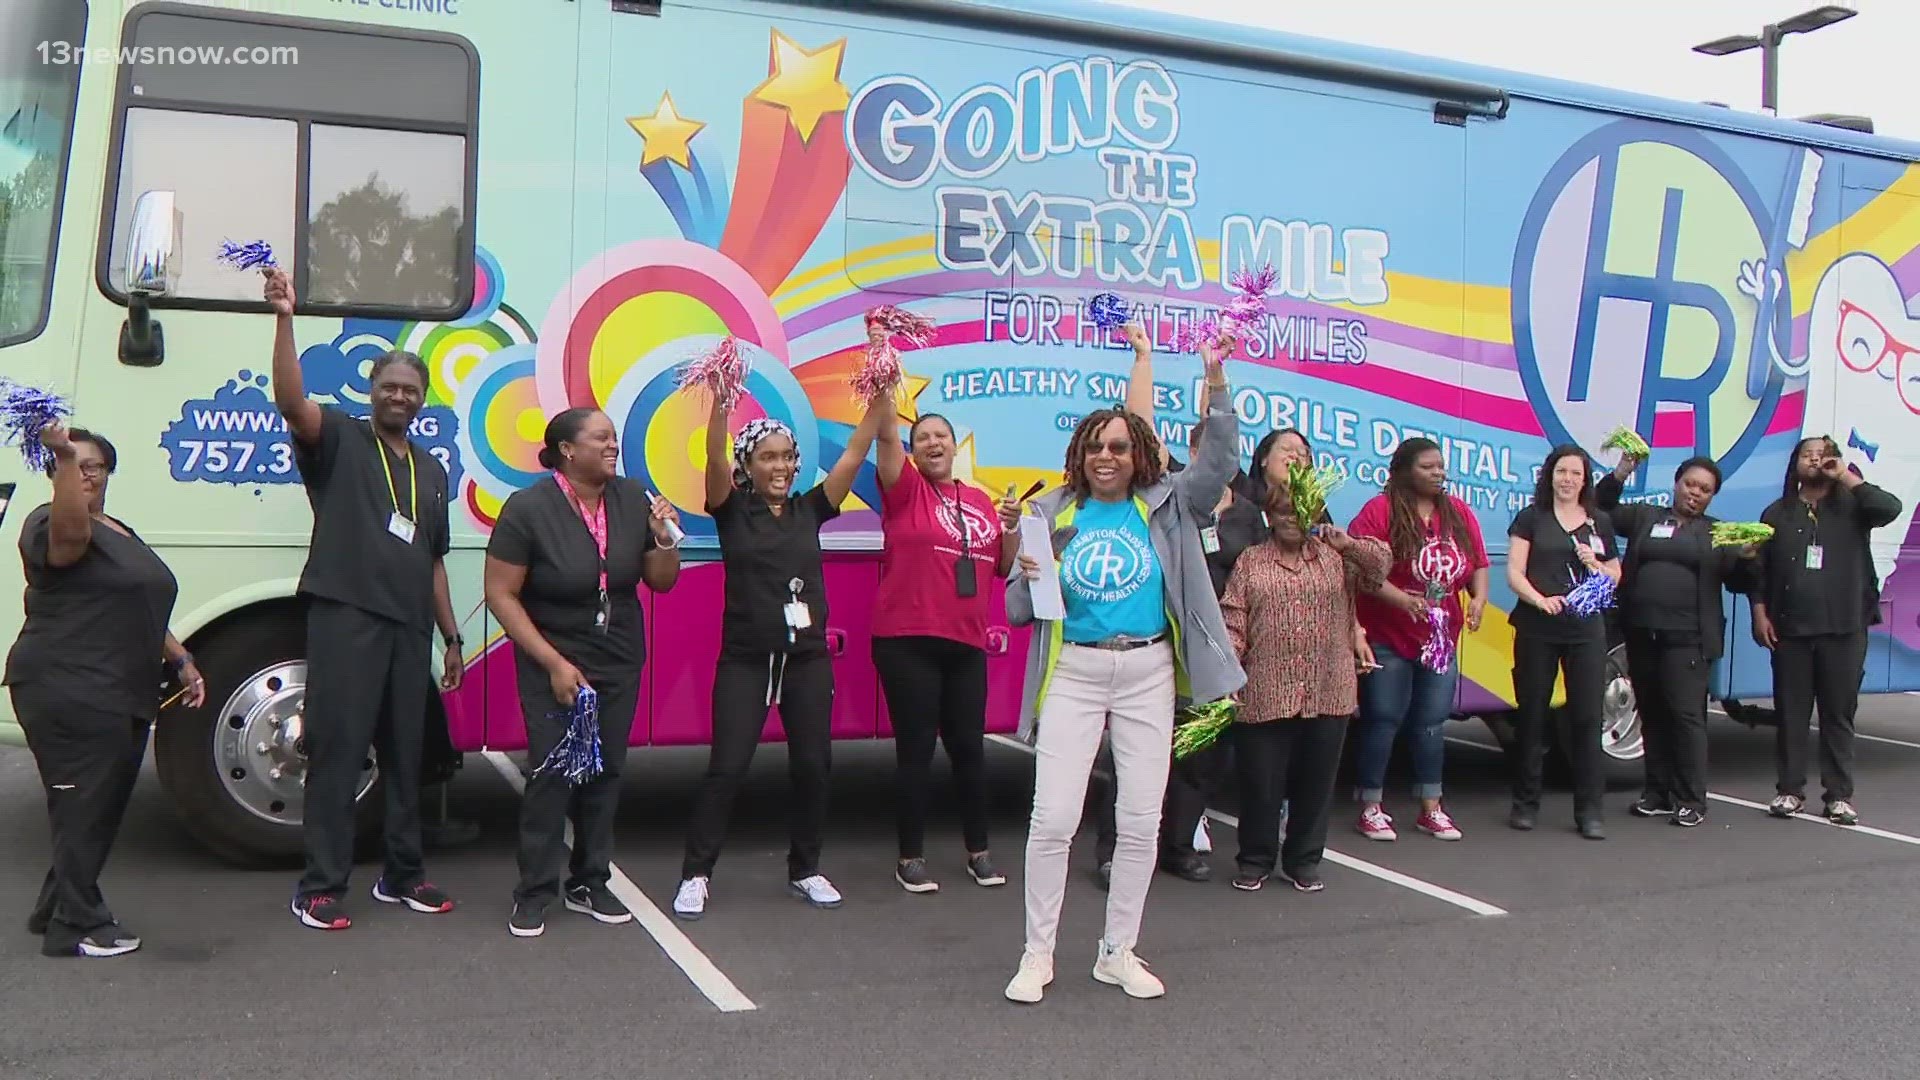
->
xmin=850 ymin=341 xmax=904 ymax=401
xmin=676 ymin=336 xmax=750 ymax=410
xmin=1228 ymin=263 xmax=1277 ymax=301
xmin=864 ymin=305 xmax=936 ymax=349
xmin=1171 ymin=315 xmax=1220 ymax=355
xmin=1419 ymin=606 xmax=1454 ymax=674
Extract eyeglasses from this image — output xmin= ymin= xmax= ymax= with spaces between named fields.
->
xmin=1835 ymin=300 xmax=1920 ymax=416
xmin=75 ymin=462 xmax=109 ymax=479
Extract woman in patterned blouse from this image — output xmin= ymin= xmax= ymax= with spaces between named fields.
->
xmin=1218 ymin=483 xmax=1391 ymax=893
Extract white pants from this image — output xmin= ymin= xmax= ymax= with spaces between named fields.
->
xmin=1023 ymin=641 xmax=1176 ymax=955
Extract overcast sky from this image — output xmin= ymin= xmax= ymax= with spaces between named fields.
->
xmin=1113 ymin=0 xmax=1910 ymax=141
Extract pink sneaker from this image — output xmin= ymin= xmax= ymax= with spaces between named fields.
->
xmin=1356 ymin=805 xmax=1397 ymax=841
xmin=1416 ymin=805 xmax=1463 ymax=841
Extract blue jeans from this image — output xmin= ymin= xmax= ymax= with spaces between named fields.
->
xmin=1352 ymin=643 xmax=1456 ymax=803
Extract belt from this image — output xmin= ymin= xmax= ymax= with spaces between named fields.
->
xmin=1066 ymin=633 xmax=1167 ymax=652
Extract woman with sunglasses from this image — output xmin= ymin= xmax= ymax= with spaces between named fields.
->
xmin=5 ymin=424 xmax=205 ymax=957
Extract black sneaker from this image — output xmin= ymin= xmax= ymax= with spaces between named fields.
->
xmin=372 ymin=879 xmax=455 ymax=914
xmin=966 ymin=853 xmax=1007 ymax=887
xmin=71 ymin=927 xmax=140 ymax=958
xmin=1282 ymin=868 xmax=1325 ymax=893
xmin=565 ymin=885 xmax=633 ymax=925
xmin=1577 ymin=816 xmax=1607 ymax=841
xmin=291 ymin=893 xmax=352 ymax=930
xmin=508 ymin=901 xmax=547 ymax=938
xmin=1161 ymin=855 xmax=1211 ymax=883
xmin=1630 ymin=797 xmax=1675 ymax=818
xmin=1672 ymin=807 xmax=1706 ymax=828
xmin=1508 ymin=807 xmax=1537 ymax=832
xmin=1231 ymin=869 xmax=1267 ymax=892
xmin=894 ymin=858 xmax=940 ymax=894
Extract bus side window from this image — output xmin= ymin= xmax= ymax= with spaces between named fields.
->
xmin=97 ymin=9 xmax=479 ymax=322
xmin=0 ymin=3 xmax=86 ymax=348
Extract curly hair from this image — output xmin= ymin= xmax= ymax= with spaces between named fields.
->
xmin=1385 ymin=437 xmax=1475 ymax=563
xmin=1531 ymin=443 xmax=1596 ymax=512
xmin=1062 ymin=408 xmax=1164 ymax=499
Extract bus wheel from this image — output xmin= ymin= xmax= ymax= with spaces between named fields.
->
xmin=153 ymin=608 xmax=381 ymax=868
xmin=1549 ymin=643 xmax=1643 ymax=790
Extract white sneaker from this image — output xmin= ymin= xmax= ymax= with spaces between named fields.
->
xmin=1092 ymin=942 xmax=1165 ymax=999
xmin=789 ymin=874 xmax=843 ymax=909
xmin=1004 ymin=950 xmax=1054 ymax=1003
xmin=673 ymin=876 xmax=709 ymax=921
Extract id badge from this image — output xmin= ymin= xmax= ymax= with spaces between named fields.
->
xmin=594 ymin=589 xmax=610 ymax=632
xmin=953 ymin=555 xmax=978 ymax=598
xmin=1650 ymin=522 xmax=1676 ymax=539
xmin=784 ymin=600 xmax=812 ymax=630
xmin=1805 ymin=545 xmax=1824 ymax=571
xmin=387 ymin=512 xmax=416 ymax=544
xmin=1199 ymin=525 xmax=1222 ymax=554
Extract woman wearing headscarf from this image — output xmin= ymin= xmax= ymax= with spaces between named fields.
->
xmin=1506 ymin=444 xmax=1621 ymax=839
xmin=1001 ymin=330 xmax=1244 ymax=1004
xmin=872 ymin=400 xmax=1020 ymax=894
xmin=485 ymin=407 xmax=684 ymax=937
xmin=1220 ymin=482 xmax=1389 ymax=892
xmin=5 ymin=424 xmax=205 ymax=958
xmin=672 ymin=383 xmax=891 ymax=920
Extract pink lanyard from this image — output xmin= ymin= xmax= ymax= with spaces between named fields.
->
xmin=553 ymin=473 xmax=609 ymax=594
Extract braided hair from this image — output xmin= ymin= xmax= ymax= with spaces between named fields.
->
xmin=1062 ymin=408 xmax=1164 ymax=500
xmin=1384 ymin=437 xmax=1474 ymax=563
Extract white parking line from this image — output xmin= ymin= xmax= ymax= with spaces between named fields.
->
xmin=481 ymin=750 xmax=757 ymax=1013
xmin=1706 ymin=706 xmax=1920 ymax=752
xmin=984 ymin=734 xmax=1508 ymax=918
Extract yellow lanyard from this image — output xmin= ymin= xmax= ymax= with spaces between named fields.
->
xmin=378 ymin=439 xmax=418 ymax=522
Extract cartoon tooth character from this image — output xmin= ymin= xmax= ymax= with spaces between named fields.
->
xmin=1802 ymin=253 xmax=1920 ymax=584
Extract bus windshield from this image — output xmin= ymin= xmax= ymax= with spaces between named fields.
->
xmin=0 ymin=2 xmax=84 ymax=346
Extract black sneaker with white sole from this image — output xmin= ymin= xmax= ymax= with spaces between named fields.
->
xmin=565 ymin=885 xmax=633 ymax=924
xmin=291 ymin=893 xmax=352 ymax=930
xmin=966 ymin=853 xmax=1007 ymax=887
xmin=372 ymin=879 xmax=455 ymax=914
xmin=1231 ymin=870 xmax=1267 ymax=892
xmin=508 ymin=901 xmax=547 ymax=938
xmin=71 ymin=927 xmax=141 ymax=958
xmin=895 ymin=858 xmax=939 ymax=894
xmin=1672 ymin=807 xmax=1706 ymax=828
xmin=1630 ymin=797 xmax=1675 ymax=818
xmin=1282 ymin=868 xmax=1325 ymax=893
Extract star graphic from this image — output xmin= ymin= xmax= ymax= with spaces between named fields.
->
xmin=750 ymin=31 xmax=851 ymax=143
xmin=626 ymin=92 xmax=706 ymax=169
xmin=895 ymin=373 xmax=931 ymax=423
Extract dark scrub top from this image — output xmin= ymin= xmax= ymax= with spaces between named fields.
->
xmin=293 ymin=406 xmax=450 ymax=632
xmin=1622 ymin=516 xmax=1707 ymax=635
xmin=1507 ymin=504 xmax=1617 ymax=643
xmin=1755 ymin=481 xmax=1903 ymax=638
xmin=4 ymin=505 xmax=179 ymax=720
xmin=486 ymin=476 xmax=658 ymax=689
xmin=708 ymin=484 xmax=839 ymax=658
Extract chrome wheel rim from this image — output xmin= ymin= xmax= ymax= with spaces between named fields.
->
xmin=211 ymin=660 xmax=378 ymax=827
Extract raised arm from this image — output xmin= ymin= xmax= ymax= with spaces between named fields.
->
xmin=875 ymin=392 xmax=906 ymax=490
xmin=1839 ymin=468 xmax=1903 ymax=529
xmin=823 ymin=387 xmax=892 ymax=508
xmin=38 ymin=425 xmax=91 ymax=569
xmin=263 ymin=268 xmax=323 ymax=446
xmin=703 ymin=394 xmax=735 ymax=512
xmin=1594 ymin=458 xmax=1653 ymax=537
xmin=1172 ymin=334 xmax=1237 ymax=517
xmin=1117 ymin=324 xmax=1167 ymax=469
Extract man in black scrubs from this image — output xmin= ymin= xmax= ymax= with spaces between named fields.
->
xmin=264 ymin=268 xmax=467 ymax=930
xmin=1750 ymin=436 xmax=1902 ymax=826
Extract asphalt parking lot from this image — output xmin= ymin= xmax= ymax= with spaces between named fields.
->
xmin=6 ymin=700 xmax=1920 ymax=1080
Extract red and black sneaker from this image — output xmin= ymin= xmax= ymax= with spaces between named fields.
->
xmin=371 ymin=879 xmax=455 ymax=914
xmin=291 ymin=894 xmax=352 ymax=931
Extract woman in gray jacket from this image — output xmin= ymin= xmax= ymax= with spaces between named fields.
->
xmin=1002 ymin=325 xmax=1245 ymax=1004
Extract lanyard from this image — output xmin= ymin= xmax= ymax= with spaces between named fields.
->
xmin=947 ymin=481 xmax=970 ymax=558
xmin=553 ymin=473 xmax=609 ymax=593
xmin=378 ymin=440 xmax=418 ymax=522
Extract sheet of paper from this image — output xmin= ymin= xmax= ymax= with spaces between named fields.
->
xmin=1017 ymin=513 xmax=1066 ymax=621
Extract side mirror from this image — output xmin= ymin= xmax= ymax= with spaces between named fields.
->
xmin=119 ymin=190 xmax=181 ymax=367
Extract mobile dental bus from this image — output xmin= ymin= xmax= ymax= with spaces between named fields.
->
xmin=4 ymin=0 xmax=1919 ymax=865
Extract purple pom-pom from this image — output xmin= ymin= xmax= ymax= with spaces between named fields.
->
xmin=1228 ymin=263 xmax=1277 ymax=301
xmin=1087 ymin=292 xmax=1129 ymax=331
xmin=1171 ymin=315 xmax=1220 ymax=355
xmin=1419 ymin=606 xmax=1454 ymax=674
xmin=216 ymin=239 xmax=277 ymax=271
xmin=0 ymin=378 xmax=72 ymax=473
xmin=1565 ymin=571 xmax=1617 ymax=619
xmin=534 ymin=686 xmax=603 ymax=785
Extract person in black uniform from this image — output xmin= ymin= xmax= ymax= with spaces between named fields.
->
xmin=485 ymin=407 xmax=684 ymax=938
xmin=671 ymin=383 xmax=891 ymax=920
xmin=1505 ymin=444 xmax=1620 ymax=840
xmin=5 ymin=424 xmax=205 ymax=957
xmin=1749 ymin=435 xmax=1902 ymax=826
xmin=1597 ymin=452 xmax=1755 ymax=827
xmin=264 ymin=268 xmax=467 ymax=931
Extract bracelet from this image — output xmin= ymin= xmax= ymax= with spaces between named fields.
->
xmin=172 ymin=651 xmax=194 ymax=672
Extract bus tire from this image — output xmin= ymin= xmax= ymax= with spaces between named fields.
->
xmin=153 ymin=605 xmax=382 ymax=868
xmin=1549 ymin=643 xmax=1643 ymax=791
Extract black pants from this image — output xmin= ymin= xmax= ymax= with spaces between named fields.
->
xmin=1233 ymin=716 xmax=1348 ymax=876
xmin=298 ymin=598 xmax=430 ymax=900
xmin=514 ymin=672 xmax=640 ymax=904
xmin=1624 ymin=629 xmax=1711 ymax=813
xmin=1511 ymin=632 xmax=1608 ymax=816
xmin=873 ymin=636 xmax=989 ymax=859
xmin=682 ymin=650 xmax=834 ymax=880
xmin=1772 ymin=631 xmax=1866 ymax=804
xmin=11 ymin=685 xmax=149 ymax=955
xmin=1093 ymin=738 xmax=1224 ymax=866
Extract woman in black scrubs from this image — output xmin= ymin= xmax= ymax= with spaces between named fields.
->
xmin=673 ymin=385 xmax=891 ymax=920
xmin=1597 ymin=452 xmax=1752 ymax=828
xmin=5 ymin=424 xmax=205 ymax=958
xmin=1505 ymin=444 xmax=1621 ymax=839
xmin=484 ymin=408 xmax=683 ymax=938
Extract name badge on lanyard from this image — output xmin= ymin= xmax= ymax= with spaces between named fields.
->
xmin=1650 ymin=521 xmax=1676 ymax=539
xmin=555 ymin=473 xmax=612 ymax=632
xmin=784 ymin=577 xmax=812 ymax=633
xmin=1200 ymin=523 xmax=1222 ymax=554
xmin=1805 ymin=545 xmax=1824 ymax=571
xmin=379 ymin=441 xmax=418 ymax=545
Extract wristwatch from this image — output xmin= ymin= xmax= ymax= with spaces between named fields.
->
xmin=444 ymin=633 xmax=464 ymax=650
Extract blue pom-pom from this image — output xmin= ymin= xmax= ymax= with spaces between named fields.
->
xmin=533 ymin=685 xmax=603 ymax=785
xmin=1087 ymin=292 xmax=1129 ymax=331
xmin=216 ymin=239 xmax=278 ymax=271
xmin=0 ymin=378 xmax=72 ymax=473
xmin=1565 ymin=571 xmax=1616 ymax=619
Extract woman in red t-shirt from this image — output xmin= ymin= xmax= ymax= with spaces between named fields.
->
xmin=873 ymin=400 xmax=1021 ymax=894
xmin=1347 ymin=437 xmax=1489 ymax=844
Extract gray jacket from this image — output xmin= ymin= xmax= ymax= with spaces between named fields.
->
xmin=1005 ymin=389 xmax=1248 ymax=740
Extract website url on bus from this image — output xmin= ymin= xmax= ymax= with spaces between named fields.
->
xmin=37 ymin=42 xmax=301 ymax=67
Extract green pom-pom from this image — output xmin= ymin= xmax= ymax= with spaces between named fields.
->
xmin=1172 ymin=699 xmax=1236 ymax=759
xmin=1710 ymin=521 xmax=1774 ymax=547
xmin=1601 ymin=427 xmax=1651 ymax=458
xmin=1284 ymin=461 xmax=1344 ymax=531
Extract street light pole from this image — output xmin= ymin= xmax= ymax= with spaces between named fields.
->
xmin=1759 ymin=24 xmax=1782 ymax=114
xmin=1693 ymin=5 xmax=1857 ymax=116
